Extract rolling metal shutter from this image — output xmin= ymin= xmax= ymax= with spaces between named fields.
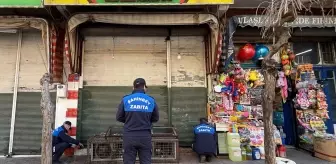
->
xmin=79 ymin=36 xmax=168 ymax=143
xmin=170 ymin=36 xmax=207 ymax=146
xmin=0 ymin=33 xmax=18 ymax=155
xmin=13 ymin=29 xmax=53 ymax=155
xmin=0 ymin=29 xmax=53 ymax=155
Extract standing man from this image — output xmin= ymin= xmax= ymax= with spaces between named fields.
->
xmin=116 ymin=78 xmax=159 ymax=164
xmin=52 ymin=121 xmax=83 ymax=164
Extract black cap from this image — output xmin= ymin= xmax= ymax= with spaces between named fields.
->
xmin=64 ymin=121 xmax=72 ymax=127
xmin=133 ymin=78 xmax=148 ymax=88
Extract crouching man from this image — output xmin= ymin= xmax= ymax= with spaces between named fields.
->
xmin=52 ymin=121 xmax=83 ymax=164
xmin=193 ymin=118 xmax=217 ymax=163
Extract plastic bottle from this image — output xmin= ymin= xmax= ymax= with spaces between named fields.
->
xmin=227 ymin=133 xmax=241 ymax=147
xmin=252 ymin=147 xmax=261 ymax=160
xmin=228 ymin=147 xmax=242 ymax=162
xmin=241 ymin=146 xmax=247 ymax=160
xmin=280 ymin=127 xmax=286 ymax=145
xmin=259 ymin=147 xmax=265 ymax=159
xmin=245 ymin=145 xmax=253 ymax=160
xmin=278 ymin=145 xmax=287 ymax=158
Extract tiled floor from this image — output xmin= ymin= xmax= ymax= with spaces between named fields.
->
xmin=0 ymin=148 xmax=333 ymax=164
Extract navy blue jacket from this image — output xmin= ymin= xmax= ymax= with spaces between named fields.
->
xmin=116 ymin=89 xmax=159 ymax=137
xmin=52 ymin=126 xmax=79 ymax=146
xmin=193 ymin=123 xmax=217 ymax=155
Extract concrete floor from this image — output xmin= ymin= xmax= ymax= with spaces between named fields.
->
xmin=0 ymin=148 xmax=333 ymax=164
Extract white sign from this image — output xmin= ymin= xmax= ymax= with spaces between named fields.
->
xmin=235 ymin=15 xmax=336 ymax=28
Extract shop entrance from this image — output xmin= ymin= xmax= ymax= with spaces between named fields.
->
xmin=76 ymin=25 xmax=209 ymax=145
xmin=314 ymin=67 xmax=336 ymax=134
xmin=78 ymin=36 xmax=169 ymax=143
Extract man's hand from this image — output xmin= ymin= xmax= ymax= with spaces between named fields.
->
xmin=78 ymin=143 xmax=84 ymax=148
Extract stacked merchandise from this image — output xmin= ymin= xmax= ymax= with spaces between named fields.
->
xmin=209 ymin=43 xmax=286 ymax=161
xmin=209 ymin=60 xmax=283 ymax=161
xmin=294 ymin=64 xmax=330 ymax=152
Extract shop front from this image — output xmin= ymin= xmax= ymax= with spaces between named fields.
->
xmin=223 ymin=14 xmax=336 ymax=131
xmin=54 ymin=13 xmax=221 ymax=146
xmin=209 ymin=14 xmax=336 ymax=162
xmin=0 ymin=17 xmax=53 ymax=156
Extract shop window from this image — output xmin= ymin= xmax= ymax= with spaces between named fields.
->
xmin=320 ymin=42 xmax=336 ymax=64
xmin=292 ymin=42 xmax=319 ymax=64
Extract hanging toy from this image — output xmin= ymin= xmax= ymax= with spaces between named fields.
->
xmin=237 ymin=83 xmax=247 ymax=95
xmin=307 ymin=89 xmax=317 ymax=107
xmin=280 ymin=47 xmax=294 ymax=76
xmin=237 ymin=44 xmax=255 ymax=62
xmin=288 ymin=51 xmax=295 ymax=61
xmin=276 ymin=71 xmax=288 ymax=102
xmin=296 ymin=89 xmax=310 ymax=109
xmin=224 ymin=75 xmax=235 ymax=95
xmin=223 ymin=94 xmax=234 ymax=111
xmin=232 ymin=88 xmax=240 ymax=103
xmin=219 ymin=73 xmax=227 ymax=84
xmin=253 ymin=71 xmax=265 ymax=88
xmin=232 ymin=61 xmax=245 ymax=80
xmin=246 ymin=70 xmax=260 ymax=88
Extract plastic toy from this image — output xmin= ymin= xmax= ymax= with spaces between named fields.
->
xmin=277 ymin=71 xmax=288 ymax=101
xmin=237 ymin=83 xmax=247 ymax=95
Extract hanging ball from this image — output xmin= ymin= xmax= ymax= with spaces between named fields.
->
xmin=237 ymin=44 xmax=255 ymax=62
xmin=254 ymin=44 xmax=269 ymax=60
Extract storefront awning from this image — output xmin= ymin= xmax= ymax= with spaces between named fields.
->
xmin=65 ymin=13 xmax=220 ymax=75
xmin=234 ymin=15 xmax=336 ymax=28
xmin=0 ymin=16 xmax=49 ymax=71
xmin=68 ymin=13 xmax=218 ymax=32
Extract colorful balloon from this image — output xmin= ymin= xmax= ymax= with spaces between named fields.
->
xmin=237 ymin=44 xmax=255 ymax=62
xmin=254 ymin=44 xmax=269 ymax=60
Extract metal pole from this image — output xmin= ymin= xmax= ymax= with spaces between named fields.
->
xmin=8 ymin=30 xmax=22 ymax=155
xmin=166 ymin=37 xmax=172 ymax=126
xmin=46 ymin=24 xmax=50 ymax=74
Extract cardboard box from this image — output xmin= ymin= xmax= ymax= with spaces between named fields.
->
xmin=314 ymin=137 xmax=336 ymax=162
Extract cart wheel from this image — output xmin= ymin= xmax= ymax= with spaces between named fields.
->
xmin=199 ymin=155 xmax=206 ymax=163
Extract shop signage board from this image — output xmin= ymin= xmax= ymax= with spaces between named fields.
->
xmin=44 ymin=0 xmax=233 ymax=5
xmin=0 ymin=0 xmax=42 ymax=7
xmin=235 ymin=15 xmax=336 ymax=28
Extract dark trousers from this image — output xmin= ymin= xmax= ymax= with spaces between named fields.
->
xmin=123 ymin=136 xmax=152 ymax=164
xmin=52 ymin=142 xmax=71 ymax=161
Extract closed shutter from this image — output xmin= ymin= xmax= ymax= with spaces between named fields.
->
xmin=0 ymin=33 xmax=18 ymax=155
xmin=13 ymin=29 xmax=52 ymax=155
xmin=170 ymin=36 xmax=207 ymax=146
xmin=79 ymin=36 xmax=167 ymax=142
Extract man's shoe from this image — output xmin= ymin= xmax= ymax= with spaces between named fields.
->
xmin=206 ymin=155 xmax=212 ymax=162
xmin=199 ymin=155 xmax=206 ymax=163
